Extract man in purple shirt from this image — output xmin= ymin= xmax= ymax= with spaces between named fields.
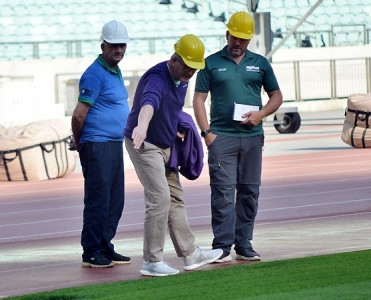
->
xmin=124 ymin=34 xmax=222 ymax=277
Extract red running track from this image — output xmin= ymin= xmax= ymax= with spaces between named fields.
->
xmin=1 ymin=120 xmax=371 ymax=298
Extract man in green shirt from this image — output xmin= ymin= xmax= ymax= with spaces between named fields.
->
xmin=193 ymin=11 xmax=283 ymax=262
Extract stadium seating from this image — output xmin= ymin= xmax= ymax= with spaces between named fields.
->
xmin=0 ymin=0 xmax=370 ymax=60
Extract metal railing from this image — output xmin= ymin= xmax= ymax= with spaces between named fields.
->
xmin=272 ymin=57 xmax=371 ymax=102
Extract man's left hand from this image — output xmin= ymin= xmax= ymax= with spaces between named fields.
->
xmin=241 ymin=111 xmax=263 ymax=126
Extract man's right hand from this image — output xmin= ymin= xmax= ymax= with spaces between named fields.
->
xmin=131 ymin=126 xmax=147 ymax=150
xmin=68 ymin=137 xmax=78 ymax=151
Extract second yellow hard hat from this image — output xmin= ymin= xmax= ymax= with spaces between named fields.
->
xmin=226 ymin=11 xmax=255 ymax=40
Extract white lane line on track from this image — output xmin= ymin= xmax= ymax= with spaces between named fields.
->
xmin=1 ymin=166 xmax=370 ymax=199
xmin=262 ymin=176 xmax=371 ymax=188
xmin=2 ymin=211 xmax=370 ymax=243
xmin=260 ymin=198 xmax=371 ymax=211
xmin=256 ymin=211 xmax=371 ymax=226
xmin=2 ymin=174 xmax=371 ymax=205
xmin=1 ymin=194 xmax=370 ymax=221
xmin=2 ymin=200 xmax=371 ymax=241
xmin=262 ymin=167 xmax=371 ymax=181
xmin=261 ymin=187 xmax=371 ymax=199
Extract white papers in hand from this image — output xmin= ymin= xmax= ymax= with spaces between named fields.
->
xmin=233 ymin=103 xmax=259 ymax=121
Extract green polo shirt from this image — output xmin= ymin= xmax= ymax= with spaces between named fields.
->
xmin=195 ymin=46 xmax=280 ymax=137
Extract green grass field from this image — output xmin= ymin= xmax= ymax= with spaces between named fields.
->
xmin=8 ymin=249 xmax=371 ymax=300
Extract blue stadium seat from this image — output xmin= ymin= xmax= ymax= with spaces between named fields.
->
xmin=0 ymin=0 xmax=369 ymax=60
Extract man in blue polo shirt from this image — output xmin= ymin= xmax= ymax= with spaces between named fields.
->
xmin=71 ymin=20 xmax=131 ymax=268
xmin=193 ymin=11 xmax=283 ymax=263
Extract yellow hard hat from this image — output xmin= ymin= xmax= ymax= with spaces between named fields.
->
xmin=226 ymin=11 xmax=255 ymax=40
xmin=174 ymin=34 xmax=205 ymax=70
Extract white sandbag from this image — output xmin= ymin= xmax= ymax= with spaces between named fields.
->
xmin=341 ymin=93 xmax=371 ymax=148
xmin=0 ymin=119 xmax=76 ymax=181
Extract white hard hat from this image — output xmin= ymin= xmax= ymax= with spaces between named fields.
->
xmin=100 ymin=20 xmax=130 ymax=44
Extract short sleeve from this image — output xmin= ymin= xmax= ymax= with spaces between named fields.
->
xmin=78 ymin=74 xmax=101 ymax=105
xmin=195 ymin=64 xmax=211 ymax=93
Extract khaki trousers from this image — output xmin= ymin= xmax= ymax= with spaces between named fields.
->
xmin=125 ymin=139 xmax=196 ymax=262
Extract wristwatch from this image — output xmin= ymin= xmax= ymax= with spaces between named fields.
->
xmin=201 ymin=129 xmax=211 ymax=138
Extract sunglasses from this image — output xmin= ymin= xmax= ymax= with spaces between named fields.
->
xmin=175 ymin=57 xmax=196 ymax=72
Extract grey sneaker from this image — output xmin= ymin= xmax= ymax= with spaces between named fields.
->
xmin=235 ymin=248 xmax=261 ymax=261
xmin=140 ymin=261 xmax=179 ymax=277
xmin=184 ymin=246 xmax=223 ymax=271
xmin=215 ymin=250 xmax=232 ymax=263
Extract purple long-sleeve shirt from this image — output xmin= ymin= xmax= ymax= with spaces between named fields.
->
xmin=124 ymin=61 xmax=188 ymax=148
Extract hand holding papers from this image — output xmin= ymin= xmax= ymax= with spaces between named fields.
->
xmin=233 ymin=102 xmax=259 ymax=121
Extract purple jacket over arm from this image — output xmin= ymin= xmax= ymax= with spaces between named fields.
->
xmin=168 ymin=111 xmax=204 ymax=180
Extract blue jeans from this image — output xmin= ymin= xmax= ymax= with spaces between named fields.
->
xmin=79 ymin=141 xmax=125 ymax=258
xmin=207 ymin=135 xmax=264 ymax=254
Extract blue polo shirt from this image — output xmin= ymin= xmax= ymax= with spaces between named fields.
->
xmin=124 ymin=61 xmax=187 ymax=148
xmin=78 ymin=55 xmax=130 ymax=143
xmin=195 ymin=47 xmax=280 ymax=137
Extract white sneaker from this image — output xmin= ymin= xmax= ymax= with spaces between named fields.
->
xmin=183 ymin=246 xmax=223 ymax=271
xmin=140 ymin=261 xmax=179 ymax=277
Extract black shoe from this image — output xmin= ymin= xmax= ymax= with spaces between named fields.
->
xmin=106 ymin=252 xmax=131 ymax=265
xmin=214 ymin=250 xmax=232 ymax=263
xmin=82 ymin=253 xmax=114 ymax=268
xmin=235 ymin=248 xmax=261 ymax=261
